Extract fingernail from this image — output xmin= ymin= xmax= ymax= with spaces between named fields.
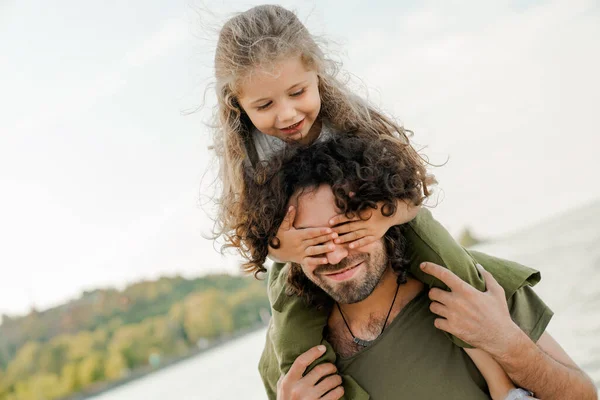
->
xmin=349 ymin=244 xmax=354 ymax=249
xmin=328 ymin=245 xmax=335 ymax=250
xmin=334 ymin=239 xmax=340 ymax=243
xmin=329 ymin=219 xmax=334 ymax=225
xmin=331 ymin=233 xmax=338 ymax=238
xmin=420 ymin=262 xmax=427 ymax=270
xmin=318 ymin=345 xmax=326 ymax=352
xmin=325 ymin=228 xmax=331 ymax=233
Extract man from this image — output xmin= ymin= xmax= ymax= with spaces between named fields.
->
xmin=246 ymin=136 xmax=596 ymax=399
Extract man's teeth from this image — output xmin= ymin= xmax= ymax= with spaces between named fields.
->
xmin=331 ymin=263 xmax=359 ymax=275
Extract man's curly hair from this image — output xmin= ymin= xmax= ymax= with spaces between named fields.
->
xmin=229 ymin=134 xmax=434 ymax=295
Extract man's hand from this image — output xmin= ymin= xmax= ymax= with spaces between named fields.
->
xmin=421 ymin=262 xmax=598 ymax=399
xmin=420 ymin=262 xmax=521 ymax=354
xmin=277 ymin=345 xmax=344 ymax=400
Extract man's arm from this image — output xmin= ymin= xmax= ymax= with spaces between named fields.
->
xmin=421 ymin=262 xmax=597 ymax=400
xmin=494 ymin=328 xmax=597 ymax=399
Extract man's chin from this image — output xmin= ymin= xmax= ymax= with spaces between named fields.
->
xmin=326 ymin=283 xmax=372 ymax=304
xmin=314 ymin=259 xmax=387 ymax=304
xmin=318 ymin=278 xmax=371 ymax=305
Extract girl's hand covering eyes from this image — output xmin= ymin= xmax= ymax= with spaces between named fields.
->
xmin=329 ymin=200 xmax=420 ymax=249
xmin=268 ymin=206 xmax=338 ymax=266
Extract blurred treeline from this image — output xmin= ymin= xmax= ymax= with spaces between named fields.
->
xmin=0 ymin=274 xmax=269 ymax=400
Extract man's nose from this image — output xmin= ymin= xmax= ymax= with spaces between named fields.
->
xmin=326 ymin=243 xmax=349 ymax=265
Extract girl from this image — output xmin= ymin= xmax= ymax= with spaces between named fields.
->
xmin=212 ymin=5 xmax=544 ymax=400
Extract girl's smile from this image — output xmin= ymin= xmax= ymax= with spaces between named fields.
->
xmin=237 ymin=56 xmax=322 ymax=144
xmin=279 ymin=118 xmax=305 ymax=137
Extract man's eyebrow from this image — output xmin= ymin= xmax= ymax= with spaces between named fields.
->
xmin=249 ymin=81 xmax=308 ymax=105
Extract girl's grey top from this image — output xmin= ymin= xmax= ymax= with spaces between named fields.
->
xmin=251 ymin=120 xmax=338 ymax=162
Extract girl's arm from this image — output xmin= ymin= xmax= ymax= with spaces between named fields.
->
xmin=465 ymin=348 xmax=516 ymax=400
xmin=269 ymin=198 xmax=419 ymax=265
xmin=465 ymin=348 xmax=539 ymax=400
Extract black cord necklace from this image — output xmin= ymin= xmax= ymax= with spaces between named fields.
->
xmin=336 ymin=281 xmax=400 ymax=347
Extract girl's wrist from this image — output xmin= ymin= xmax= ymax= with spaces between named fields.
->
xmin=267 ymin=247 xmax=284 ymax=263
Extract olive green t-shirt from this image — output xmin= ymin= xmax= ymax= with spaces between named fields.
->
xmin=335 ymin=285 xmax=552 ymax=399
xmin=258 ymin=209 xmax=547 ymax=399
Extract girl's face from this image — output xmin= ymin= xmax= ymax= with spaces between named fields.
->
xmin=237 ymin=55 xmax=322 ymax=144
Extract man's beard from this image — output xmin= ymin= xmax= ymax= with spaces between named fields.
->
xmin=310 ymin=246 xmax=388 ymax=304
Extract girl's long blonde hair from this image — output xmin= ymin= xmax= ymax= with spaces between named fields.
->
xmin=212 ymin=5 xmax=435 ymax=264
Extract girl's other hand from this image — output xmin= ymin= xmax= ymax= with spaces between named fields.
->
xmin=329 ymin=200 xmax=420 ymax=249
xmin=269 ymin=206 xmax=338 ymax=265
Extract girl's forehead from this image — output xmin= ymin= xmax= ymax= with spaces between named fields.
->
xmin=238 ymin=56 xmax=315 ymax=96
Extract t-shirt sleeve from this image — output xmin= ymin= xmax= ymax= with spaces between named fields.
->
xmin=507 ymin=285 xmax=554 ymax=343
xmin=405 ymin=208 xmax=544 ymax=348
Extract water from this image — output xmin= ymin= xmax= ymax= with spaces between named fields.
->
xmin=90 ymin=328 xmax=268 ymax=400
xmin=94 ymin=201 xmax=600 ymax=399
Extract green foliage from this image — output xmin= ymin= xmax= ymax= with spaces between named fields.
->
xmin=103 ymin=351 xmax=126 ymax=381
xmin=228 ymin=281 xmax=271 ymax=331
xmin=182 ymin=290 xmax=233 ymax=342
xmin=77 ymin=352 xmax=105 ymax=387
xmin=0 ymin=274 xmax=268 ymax=400
xmin=59 ymin=362 xmax=79 ymax=394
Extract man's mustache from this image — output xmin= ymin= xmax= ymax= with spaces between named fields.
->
xmin=314 ymin=254 xmax=369 ymax=275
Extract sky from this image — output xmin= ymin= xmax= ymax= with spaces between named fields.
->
xmin=0 ymin=0 xmax=599 ymax=316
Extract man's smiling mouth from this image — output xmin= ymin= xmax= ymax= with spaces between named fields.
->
xmin=324 ymin=261 xmax=363 ymax=276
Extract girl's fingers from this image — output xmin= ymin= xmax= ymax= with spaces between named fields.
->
xmin=331 ymin=221 xmax=364 ymax=236
xmin=334 ymin=229 xmax=368 ymax=244
xmin=328 ymin=213 xmax=360 ymax=227
xmin=346 ymin=235 xmax=376 ymax=249
xmin=302 ymin=256 xmax=329 ymax=267
xmin=303 ymin=232 xmax=338 ymax=247
xmin=299 ymin=227 xmax=333 ymax=240
xmin=305 ymin=242 xmax=336 ymax=257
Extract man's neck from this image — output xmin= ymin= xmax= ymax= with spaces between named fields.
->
xmin=327 ymin=268 xmax=424 ymax=357
xmin=338 ymin=267 xmax=399 ymax=323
